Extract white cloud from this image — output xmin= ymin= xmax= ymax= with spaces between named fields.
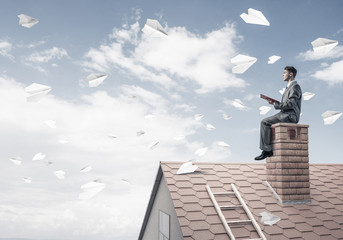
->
xmin=83 ymin=42 xmax=176 ymax=88
xmin=83 ymin=21 xmax=246 ymax=93
xmin=297 ymin=45 xmax=343 ymax=61
xmin=25 ymin=46 xmax=68 ymax=63
xmin=311 ymin=59 xmax=343 ymax=85
xmin=17 ymin=40 xmax=46 ymax=49
xmin=109 ymin=22 xmax=140 ymax=44
xmin=0 ymin=40 xmax=14 ymax=60
xmin=23 ymin=47 xmax=68 ymax=73
xmin=0 ymin=76 xmax=211 ymax=239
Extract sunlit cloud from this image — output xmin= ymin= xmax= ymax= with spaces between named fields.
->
xmin=82 ymin=20 xmax=246 ymax=93
xmin=0 ymin=76 xmax=213 ymax=239
xmin=0 ymin=40 xmax=14 ymax=60
xmin=297 ymin=45 xmax=343 ymax=61
xmin=23 ymin=46 xmax=68 ymax=73
xmin=311 ymin=59 xmax=343 ymax=85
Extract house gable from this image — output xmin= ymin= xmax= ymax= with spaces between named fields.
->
xmin=139 ymin=166 xmax=183 ymax=240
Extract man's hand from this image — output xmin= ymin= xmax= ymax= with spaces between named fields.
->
xmin=268 ymin=99 xmax=274 ymax=105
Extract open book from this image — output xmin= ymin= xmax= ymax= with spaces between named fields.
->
xmin=260 ymin=94 xmax=280 ymax=103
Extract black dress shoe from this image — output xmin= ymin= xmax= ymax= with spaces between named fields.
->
xmin=254 ymin=151 xmax=273 ymax=161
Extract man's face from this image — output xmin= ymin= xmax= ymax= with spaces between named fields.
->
xmin=283 ymin=70 xmax=292 ymax=81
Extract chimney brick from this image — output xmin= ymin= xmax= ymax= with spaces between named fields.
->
xmin=267 ymin=123 xmax=311 ymax=203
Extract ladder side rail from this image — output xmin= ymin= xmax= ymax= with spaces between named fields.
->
xmin=206 ymin=185 xmax=236 ymax=240
xmin=231 ymin=184 xmax=267 ymax=240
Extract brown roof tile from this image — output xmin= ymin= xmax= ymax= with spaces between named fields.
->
xmin=160 ymin=162 xmax=343 ymax=240
xmin=191 ymin=229 xmax=214 ymax=239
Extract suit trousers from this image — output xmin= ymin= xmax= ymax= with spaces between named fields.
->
xmin=260 ymin=112 xmax=296 ymax=151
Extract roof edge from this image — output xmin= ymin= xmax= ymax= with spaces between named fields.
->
xmin=138 ymin=163 xmax=163 ymax=240
xmin=160 ymin=161 xmax=343 ymax=166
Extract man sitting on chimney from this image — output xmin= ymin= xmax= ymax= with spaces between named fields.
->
xmin=255 ymin=66 xmax=302 ymax=160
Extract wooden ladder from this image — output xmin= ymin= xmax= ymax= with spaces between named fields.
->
xmin=206 ymin=184 xmax=266 ymax=240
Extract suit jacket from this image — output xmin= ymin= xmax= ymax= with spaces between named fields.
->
xmin=274 ymin=80 xmax=302 ymax=123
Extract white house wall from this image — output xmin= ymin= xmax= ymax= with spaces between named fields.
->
xmin=142 ymin=175 xmax=183 ymax=240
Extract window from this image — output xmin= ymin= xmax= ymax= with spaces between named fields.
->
xmin=159 ymin=210 xmax=170 ymax=240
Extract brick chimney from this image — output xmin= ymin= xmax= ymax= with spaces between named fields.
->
xmin=266 ymin=123 xmax=311 ymax=204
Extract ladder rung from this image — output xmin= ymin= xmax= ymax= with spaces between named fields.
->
xmin=220 ymin=205 xmax=243 ymax=209
xmin=213 ymin=191 xmax=235 ymax=195
xmin=227 ymin=219 xmax=252 ymax=224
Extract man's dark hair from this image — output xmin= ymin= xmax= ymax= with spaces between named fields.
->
xmin=284 ymin=66 xmax=297 ymax=78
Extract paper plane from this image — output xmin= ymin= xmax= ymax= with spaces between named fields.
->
xmin=108 ymin=134 xmax=117 ymax=139
xmin=142 ymin=18 xmax=168 ymax=37
xmin=206 ymin=124 xmax=216 ymax=131
xmin=260 ymin=211 xmax=280 ymax=225
xmin=240 ymin=8 xmax=270 ymax=26
xmin=45 ymin=120 xmax=57 ymax=129
xmin=194 ymin=114 xmax=204 ymax=121
xmin=136 ymin=130 xmax=145 ymax=136
xmin=177 ymin=162 xmax=198 ymax=175
xmin=279 ymin=88 xmax=286 ymax=95
xmin=149 ymin=141 xmax=159 ymax=149
xmin=232 ymin=99 xmax=247 ymax=110
xmin=268 ymin=55 xmax=281 ymax=64
xmin=87 ymin=73 xmax=107 ymax=87
xmin=222 ymin=114 xmax=232 ymax=120
xmin=9 ymin=157 xmax=22 ymax=165
xmin=259 ymin=106 xmax=271 ymax=115
xmin=23 ymin=177 xmax=32 ymax=183
xmin=303 ymin=92 xmax=315 ymax=100
xmin=322 ymin=111 xmax=342 ymax=125
xmin=45 ymin=161 xmax=53 ymax=166
xmin=54 ymin=170 xmax=66 ymax=180
xmin=217 ymin=141 xmax=230 ymax=148
xmin=79 ymin=180 xmax=106 ymax=200
xmin=145 ymin=114 xmax=156 ymax=119
xmin=173 ymin=135 xmax=185 ymax=141
xmin=32 ymin=152 xmax=46 ymax=161
xmin=80 ymin=165 xmax=92 ymax=173
xmin=121 ymin=179 xmax=130 ymax=184
xmin=25 ymin=83 xmax=51 ymax=102
xmin=58 ymin=135 xmax=69 ymax=144
xmin=231 ymin=54 xmax=257 ymax=74
xmin=195 ymin=147 xmax=208 ymax=157
xmin=18 ymin=14 xmax=39 ymax=28
xmin=311 ymin=38 xmax=338 ymax=55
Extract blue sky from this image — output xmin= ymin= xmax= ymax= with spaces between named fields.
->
xmin=0 ymin=0 xmax=342 ymax=239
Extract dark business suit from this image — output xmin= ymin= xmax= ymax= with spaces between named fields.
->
xmin=260 ymin=80 xmax=302 ymax=151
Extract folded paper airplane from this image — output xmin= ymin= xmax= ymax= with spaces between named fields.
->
xmin=268 ymin=55 xmax=281 ymax=64
xmin=54 ymin=170 xmax=66 ymax=180
xmin=87 ymin=73 xmax=107 ymax=87
xmin=195 ymin=147 xmax=208 ymax=157
xmin=177 ymin=162 xmax=198 ymax=175
xmin=142 ymin=19 xmax=168 ymax=37
xmin=79 ymin=180 xmax=106 ymax=200
xmin=311 ymin=38 xmax=338 ymax=55
xmin=217 ymin=141 xmax=230 ymax=148
xmin=259 ymin=106 xmax=272 ymax=115
xmin=303 ymin=92 xmax=315 ymax=101
xmin=18 ymin=14 xmax=39 ymax=28
xmin=232 ymin=98 xmax=247 ymax=109
xmin=260 ymin=211 xmax=280 ymax=225
xmin=240 ymin=8 xmax=270 ymax=26
xmin=25 ymin=83 xmax=51 ymax=102
xmin=231 ymin=54 xmax=257 ymax=74
xmin=322 ymin=110 xmax=342 ymax=125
